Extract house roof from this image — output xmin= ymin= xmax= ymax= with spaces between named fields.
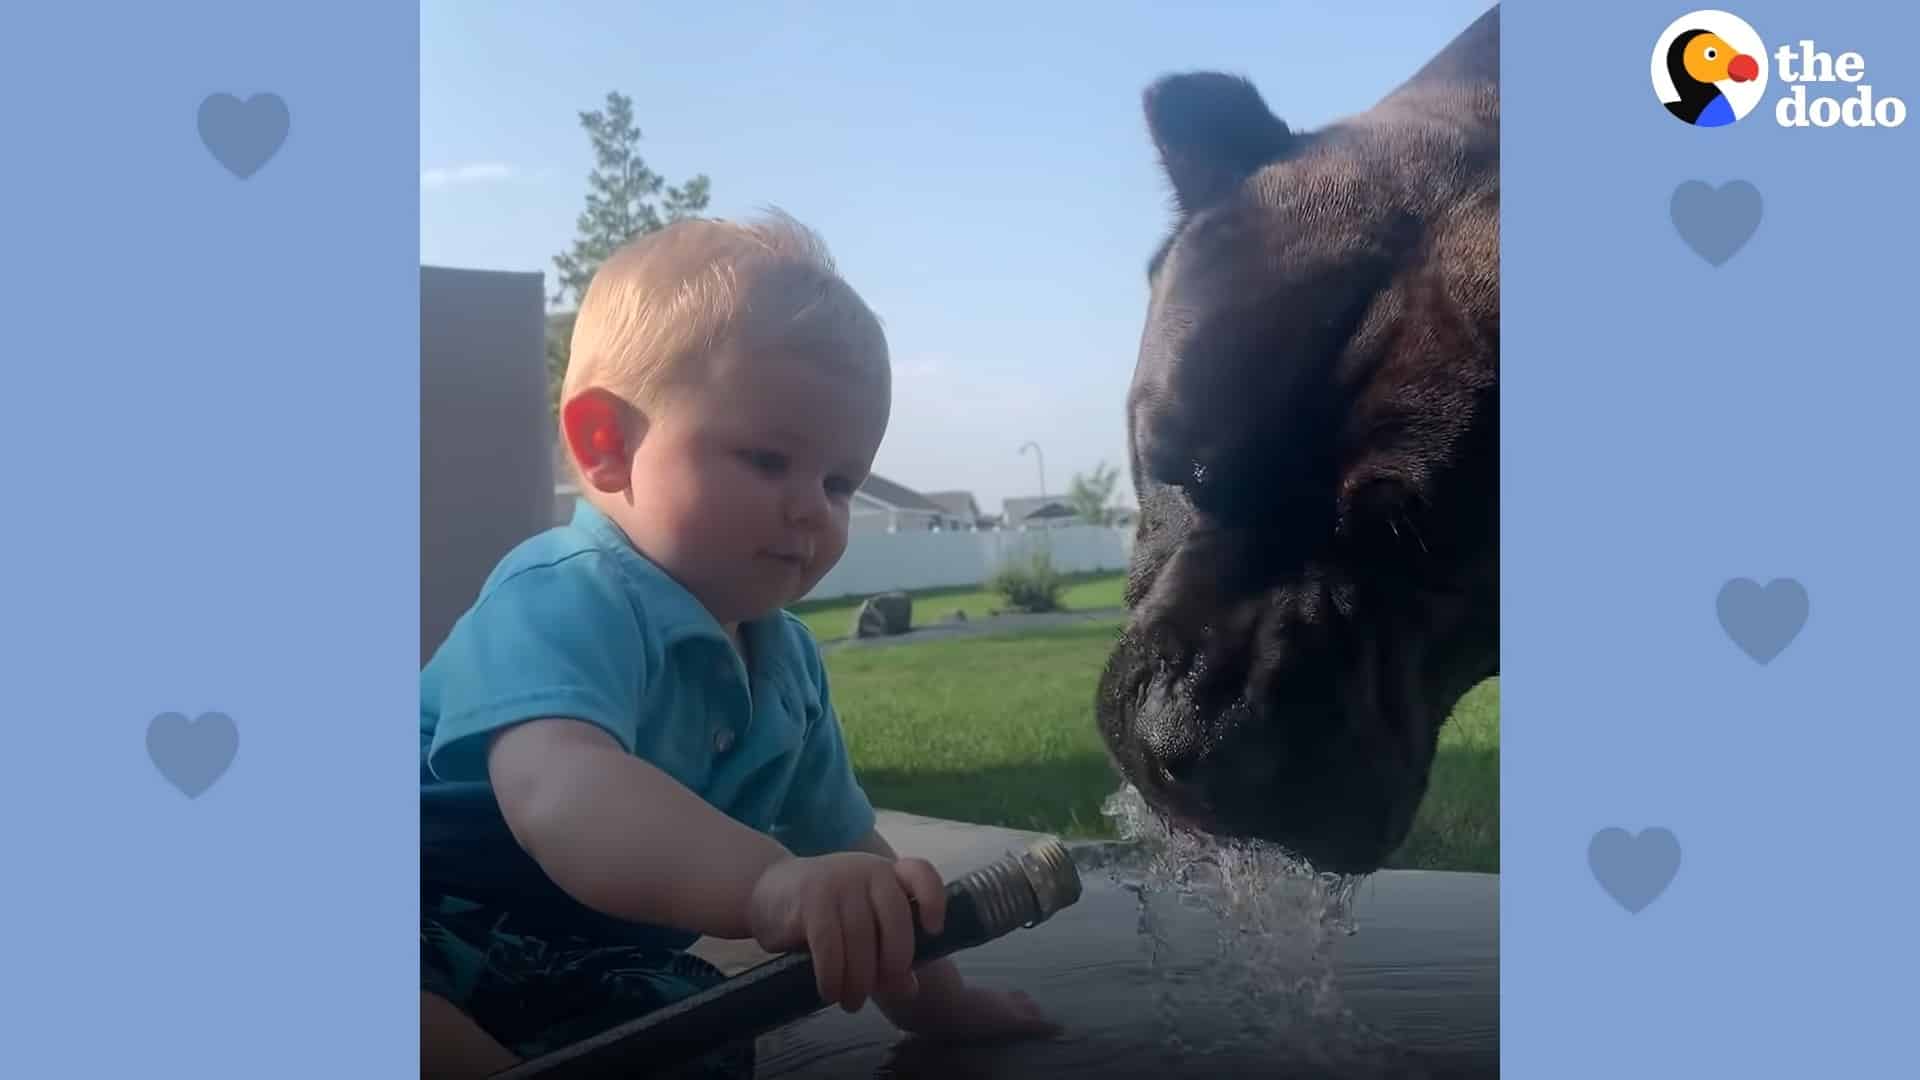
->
xmin=922 ymin=490 xmax=983 ymax=519
xmin=1003 ymin=495 xmax=1078 ymax=523
xmin=857 ymin=474 xmax=947 ymax=514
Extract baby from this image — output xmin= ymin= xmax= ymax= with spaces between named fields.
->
xmin=419 ymin=210 xmax=1058 ymax=1077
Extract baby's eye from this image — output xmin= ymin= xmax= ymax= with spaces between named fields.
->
xmin=740 ymin=449 xmax=788 ymax=473
xmin=825 ymin=476 xmax=855 ymax=497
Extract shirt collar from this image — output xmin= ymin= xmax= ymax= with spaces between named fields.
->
xmin=567 ymin=498 xmax=794 ymax=669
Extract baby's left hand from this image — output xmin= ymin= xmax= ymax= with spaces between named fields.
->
xmin=897 ymin=984 xmax=1062 ymax=1043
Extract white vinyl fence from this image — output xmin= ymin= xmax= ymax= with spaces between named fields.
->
xmin=801 ymin=524 xmax=1134 ymax=603
xmin=553 ymin=487 xmax=1134 ymax=604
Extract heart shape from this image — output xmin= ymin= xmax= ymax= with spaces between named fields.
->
xmin=1670 ymin=180 xmax=1762 ymax=266
xmin=197 ymin=92 xmax=290 ymax=179
xmin=147 ymin=711 xmax=239 ymax=798
xmin=1717 ymin=577 xmax=1808 ymax=664
xmin=1589 ymin=827 xmax=1681 ymax=913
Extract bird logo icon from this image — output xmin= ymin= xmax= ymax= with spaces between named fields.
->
xmin=1652 ymin=12 xmax=1769 ymax=127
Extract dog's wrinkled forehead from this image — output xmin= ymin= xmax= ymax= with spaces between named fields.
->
xmin=1129 ymin=70 xmax=1462 ymax=513
xmin=1133 ymin=183 xmax=1415 ymax=515
xmin=1143 ymin=195 xmax=1398 ymax=379
xmin=1148 ymin=160 xmax=1379 ymax=280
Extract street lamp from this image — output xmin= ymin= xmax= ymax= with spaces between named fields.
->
xmin=1019 ymin=441 xmax=1048 ymax=538
xmin=1019 ymin=441 xmax=1046 ymax=501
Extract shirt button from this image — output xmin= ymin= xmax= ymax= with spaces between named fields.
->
xmin=714 ymin=728 xmax=736 ymax=753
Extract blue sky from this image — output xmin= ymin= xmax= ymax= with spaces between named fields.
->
xmin=422 ymin=1 xmax=1495 ymax=517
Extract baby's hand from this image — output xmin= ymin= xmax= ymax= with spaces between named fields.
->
xmin=747 ymin=852 xmax=948 ymax=1012
xmin=895 ymin=983 xmax=1062 ymax=1043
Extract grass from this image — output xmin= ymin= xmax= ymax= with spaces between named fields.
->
xmin=786 ymin=570 xmax=1128 ymax=642
xmin=827 ymin=621 xmax=1133 ymax=838
xmin=822 ymin=606 xmax=1500 ymax=874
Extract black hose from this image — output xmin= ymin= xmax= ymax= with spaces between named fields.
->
xmin=486 ymin=837 xmax=1083 ymax=1078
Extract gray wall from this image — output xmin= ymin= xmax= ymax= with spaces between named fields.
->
xmin=420 ymin=265 xmax=553 ymax=666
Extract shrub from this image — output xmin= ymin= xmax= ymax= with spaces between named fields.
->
xmin=989 ymin=548 xmax=1064 ymax=613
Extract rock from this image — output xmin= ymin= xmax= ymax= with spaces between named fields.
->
xmin=852 ymin=592 xmax=913 ymax=638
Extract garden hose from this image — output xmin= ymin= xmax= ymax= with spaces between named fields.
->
xmin=488 ymin=836 xmax=1084 ymax=1078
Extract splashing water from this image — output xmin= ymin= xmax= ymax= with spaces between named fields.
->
xmin=1078 ymin=784 xmax=1401 ymax=1071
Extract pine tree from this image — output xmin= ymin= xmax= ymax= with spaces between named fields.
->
xmin=546 ymin=91 xmax=711 ymax=418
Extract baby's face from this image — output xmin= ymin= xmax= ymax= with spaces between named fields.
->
xmin=619 ymin=345 xmax=889 ymax=627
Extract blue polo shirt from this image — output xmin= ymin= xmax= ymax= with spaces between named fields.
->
xmin=421 ymin=499 xmax=877 ymax=942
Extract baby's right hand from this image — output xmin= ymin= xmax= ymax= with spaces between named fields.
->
xmin=746 ymin=852 xmax=947 ymax=1013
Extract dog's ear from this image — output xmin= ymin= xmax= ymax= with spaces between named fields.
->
xmin=1144 ymin=72 xmax=1296 ymax=215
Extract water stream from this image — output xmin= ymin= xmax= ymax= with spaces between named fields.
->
xmin=755 ymin=788 xmax=1498 ymax=1077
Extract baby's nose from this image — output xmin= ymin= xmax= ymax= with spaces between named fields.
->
xmin=785 ymin=485 xmax=830 ymax=523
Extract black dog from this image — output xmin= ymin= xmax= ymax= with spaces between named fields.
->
xmin=1098 ymin=6 xmax=1500 ymax=874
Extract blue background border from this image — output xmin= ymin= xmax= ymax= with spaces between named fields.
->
xmin=1505 ymin=1 xmax=1918 ymax=1075
xmin=6 ymin=0 xmax=1917 ymax=1074
xmin=3 ymin=3 xmax=420 ymax=1075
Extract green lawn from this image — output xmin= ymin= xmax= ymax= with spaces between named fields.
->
xmin=823 ymin=611 xmax=1499 ymax=874
xmin=786 ymin=571 xmax=1128 ymax=643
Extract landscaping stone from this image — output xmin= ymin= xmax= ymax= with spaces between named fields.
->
xmin=828 ymin=606 xmax=1127 ymax=653
xmin=852 ymin=591 xmax=912 ymax=638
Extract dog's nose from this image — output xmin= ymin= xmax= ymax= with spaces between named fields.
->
xmin=1135 ymin=676 xmax=1204 ymax=782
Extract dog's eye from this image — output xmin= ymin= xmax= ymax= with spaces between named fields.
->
xmin=1183 ymin=461 xmax=1241 ymax=519
xmin=1338 ymin=477 xmax=1411 ymax=542
xmin=1338 ymin=477 xmax=1437 ymax=574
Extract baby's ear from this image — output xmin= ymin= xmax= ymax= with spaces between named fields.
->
xmin=561 ymin=389 xmax=643 ymax=492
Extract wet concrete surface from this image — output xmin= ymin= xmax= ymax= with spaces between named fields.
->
xmin=689 ymin=811 xmax=1498 ymax=1078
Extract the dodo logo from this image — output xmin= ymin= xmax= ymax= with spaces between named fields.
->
xmin=1652 ymin=11 xmax=1767 ymax=127
xmin=1652 ymin=10 xmax=1908 ymax=129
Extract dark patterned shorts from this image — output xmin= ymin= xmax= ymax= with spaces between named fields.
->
xmin=422 ymin=894 xmax=755 ymax=1077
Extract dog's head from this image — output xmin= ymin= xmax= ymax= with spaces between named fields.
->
xmin=1097 ymin=9 xmax=1500 ymax=874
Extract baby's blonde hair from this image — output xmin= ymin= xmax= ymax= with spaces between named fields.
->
xmin=561 ymin=208 xmax=890 ymax=431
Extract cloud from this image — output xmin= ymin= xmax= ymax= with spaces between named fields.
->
xmin=421 ymin=162 xmax=517 ymax=190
